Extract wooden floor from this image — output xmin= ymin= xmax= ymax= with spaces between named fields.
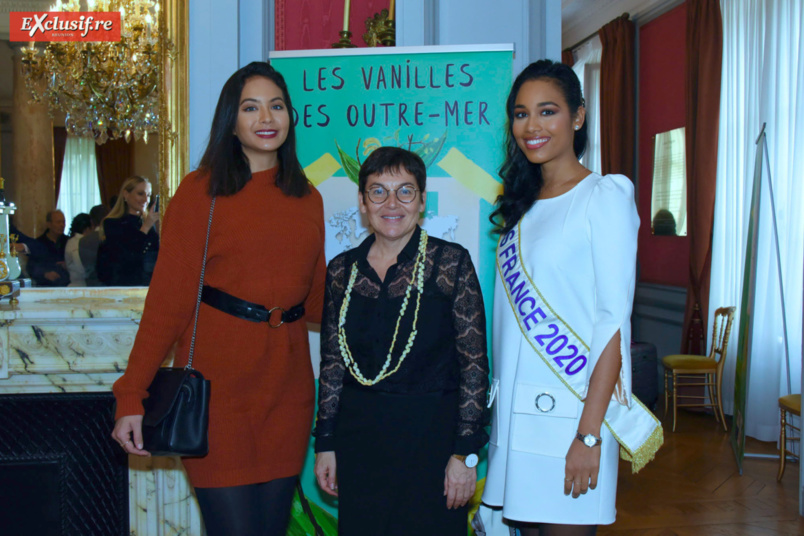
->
xmin=599 ymin=407 xmax=804 ymax=536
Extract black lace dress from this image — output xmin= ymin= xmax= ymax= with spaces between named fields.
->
xmin=314 ymin=226 xmax=489 ymax=536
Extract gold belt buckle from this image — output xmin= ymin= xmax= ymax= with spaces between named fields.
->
xmin=267 ymin=307 xmax=285 ymax=328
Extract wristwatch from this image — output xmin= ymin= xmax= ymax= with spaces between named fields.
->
xmin=453 ymin=453 xmax=479 ymax=468
xmin=576 ymin=432 xmax=602 ymax=448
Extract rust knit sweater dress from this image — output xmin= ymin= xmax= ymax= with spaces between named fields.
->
xmin=113 ymin=167 xmax=326 ymax=488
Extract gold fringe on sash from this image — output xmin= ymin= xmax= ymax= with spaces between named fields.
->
xmin=619 ymin=423 xmax=664 ymax=473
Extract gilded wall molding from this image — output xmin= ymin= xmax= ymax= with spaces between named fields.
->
xmin=158 ymin=0 xmax=190 ymax=210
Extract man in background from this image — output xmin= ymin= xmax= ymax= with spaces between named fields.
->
xmin=27 ymin=210 xmax=70 ymax=286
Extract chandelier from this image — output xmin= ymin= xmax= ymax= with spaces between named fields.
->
xmin=20 ymin=0 xmax=161 ymax=145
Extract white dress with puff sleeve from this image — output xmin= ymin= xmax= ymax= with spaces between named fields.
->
xmin=482 ymin=173 xmax=639 ymax=525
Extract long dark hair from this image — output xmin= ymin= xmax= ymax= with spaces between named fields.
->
xmin=490 ymin=59 xmax=588 ymax=234
xmin=199 ymin=61 xmax=309 ymax=198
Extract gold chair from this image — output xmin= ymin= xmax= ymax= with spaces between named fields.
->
xmin=662 ymin=306 xmax=736 ymax=432
xmin=777 ymin=394 xmax=800 ymax=480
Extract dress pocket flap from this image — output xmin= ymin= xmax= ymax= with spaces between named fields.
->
xmin=513 ymin=383 xmax=580 ymax=419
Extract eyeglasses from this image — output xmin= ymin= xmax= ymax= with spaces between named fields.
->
xmin=365 ymin=184 xmax=420 ymax=204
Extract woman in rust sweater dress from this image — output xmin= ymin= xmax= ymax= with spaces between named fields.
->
xmin=111 ymin=62 xmax=326 ymax=536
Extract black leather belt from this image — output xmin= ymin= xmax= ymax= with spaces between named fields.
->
xmin=201 ymin=285 xmax=305 ymax=328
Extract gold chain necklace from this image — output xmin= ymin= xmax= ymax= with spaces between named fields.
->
xmin=337 ymin=230 xmax=429 ymax=386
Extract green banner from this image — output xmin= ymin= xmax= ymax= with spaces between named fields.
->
xmin=731 ymin=128 xmax=765 ymax=473
xmin=270 ymin=45 xmax=513 ymax=533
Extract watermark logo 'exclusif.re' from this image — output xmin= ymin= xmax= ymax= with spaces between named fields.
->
xmin=10 ymin=12 xmax=121 ymax=42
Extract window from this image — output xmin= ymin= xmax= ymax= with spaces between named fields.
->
xmin=572 ymin=35 xmax=602 ymax=174
xmin=650 ymin=127 xmax=687 ymax=236
xmin=57 ymin=136 xmax=102 ymax=227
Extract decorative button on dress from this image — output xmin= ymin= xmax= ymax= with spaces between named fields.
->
xmin=113 ymin=167 xmax=326 ymax=488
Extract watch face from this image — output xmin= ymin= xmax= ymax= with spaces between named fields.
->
xmin=465 ymin=453 xmax=479 ymax=468
xmin=583 ymin=435 xmax=597 ymax=447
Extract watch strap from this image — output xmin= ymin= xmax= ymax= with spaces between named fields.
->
xmin=452 ymin=453 xmax=479 ymax=468
xmin=576 ymin=432 xmax=602 ymax=447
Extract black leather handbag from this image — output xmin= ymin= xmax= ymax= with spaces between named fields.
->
xmin=142 ymin=367 xmax=210 ymax=456
xmin=141 ymin=198 xmax=216 ymax=457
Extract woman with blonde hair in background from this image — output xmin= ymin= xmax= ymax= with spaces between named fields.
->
xmin=97 ymin=176 xmax=160 ymax=286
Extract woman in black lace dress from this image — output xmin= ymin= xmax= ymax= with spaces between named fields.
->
xmin=313 ymin=147 xmax=489 ymax=536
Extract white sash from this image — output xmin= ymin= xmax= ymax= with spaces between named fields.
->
xmin=497 ymin=223 xmax=662 ymax=472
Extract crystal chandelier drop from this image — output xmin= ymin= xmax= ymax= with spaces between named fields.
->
xmin=20 ymin=0 xmax=161 ymax=145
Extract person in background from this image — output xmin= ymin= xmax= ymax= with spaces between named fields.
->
xmin=651 ymin=209 xmax=677 ymax=236
xmin=79 ymin=204 xmax=109 ymax=286
xmin=9 ymin=218 xmax=47 ymax=281
xmin=27 ymin=209 xmax=70 ymax=286
xmin=65 ymin=213 xmax=92 ymax=287
xmin=9 ymin=219 xmax=46 ymax=258
xmin=97 ymin=177 xmax=160 ymax=286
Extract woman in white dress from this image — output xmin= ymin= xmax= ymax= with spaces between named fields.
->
xmin=65 ymin=213 xmax=92 ymax=286
xmin=481 ymin=60 xmax=661 ymax=535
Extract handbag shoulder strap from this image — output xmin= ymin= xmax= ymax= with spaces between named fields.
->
xmin=186 ymin=197 xmax=216 ymax=370
xmin=295 ymin=479 xmax=325 ymax=536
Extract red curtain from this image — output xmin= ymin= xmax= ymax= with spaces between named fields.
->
xmin=95 ymin=138 xmax=133 ymax=207
xmin=274 ymin=0 xmax=388 ymax=50
xmin=681 ymin=0 xmax=723 ymax=354
xmin=562 ymin=49 xmax=575 ymax=67
xmin=53 ymin=127 xmax=68 ymax=204
xmin=598 ymin=15 xmax=636 ymax=179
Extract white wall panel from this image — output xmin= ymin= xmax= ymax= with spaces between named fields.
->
xmin=189 ymin=0 xmax=239 ymax=169
xmin=397 ymin=0 xmax=561 ymax=76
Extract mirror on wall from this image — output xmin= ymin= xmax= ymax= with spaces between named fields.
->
xmin=0 ymin=0 xmax=187 ymax=288
xmin=650 ymin=126 xmax=687 ymax=237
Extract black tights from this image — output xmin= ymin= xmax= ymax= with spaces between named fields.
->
xmin=519 ymin=523 xmax=597 ymax=536
xmin=194 ymin=476 xmax=297 ymax=536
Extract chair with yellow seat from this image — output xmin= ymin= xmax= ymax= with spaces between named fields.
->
xmin=777 ymin=394 xmax=800 ymax=480
xmin=662 ymin=306 xmax=736 ymax=432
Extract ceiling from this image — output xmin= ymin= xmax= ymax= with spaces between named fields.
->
xmin=561 ymin=0 xmax=684 ymax=49
xmin=0 ymin=0 xmax=685 ymax=110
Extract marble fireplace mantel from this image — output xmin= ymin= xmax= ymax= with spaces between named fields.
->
xmin=0 ymin=287 xmax=204 ymax=535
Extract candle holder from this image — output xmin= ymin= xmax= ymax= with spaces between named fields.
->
xmin=332 ymin=30 xmax=357 ymax=48
xmin=0 ymin=178 xmax=25 ymax=305
xmin=379 ymin=19 xmax=396 ymax=47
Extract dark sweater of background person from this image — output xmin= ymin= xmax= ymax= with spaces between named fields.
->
xmin=10 ymin=222 xmax=47 ymax=260
xmin=98 ymin=214 xmax=160 ymax=286
xmin=79 ymin=204 xmax=109 ymax=286
xmin=28 ymin=232 xmax=69 ymax=286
